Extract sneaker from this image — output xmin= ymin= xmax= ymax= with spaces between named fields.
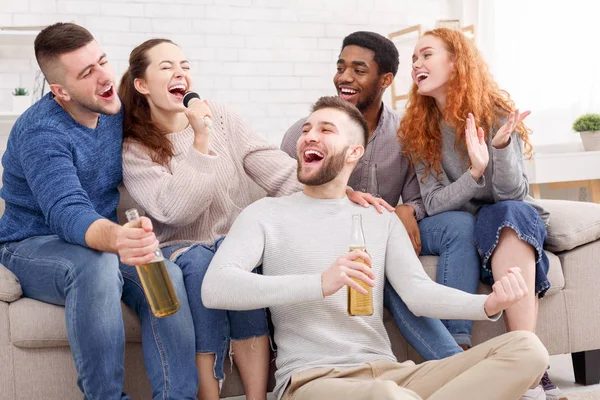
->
xmin=541 ymin=371 xmax=568 ymax=400
xmin=520 ymin=385 xmax=545 ymax=400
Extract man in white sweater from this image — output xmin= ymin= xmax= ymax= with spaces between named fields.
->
xmin=201 ymin=96 xmax=548 ymax=400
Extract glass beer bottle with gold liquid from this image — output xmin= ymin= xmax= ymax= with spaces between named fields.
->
xmin=347 ymin=214 xmax=373 ymax=316
xmin=125 ymin=208 xmax=180 ymax=318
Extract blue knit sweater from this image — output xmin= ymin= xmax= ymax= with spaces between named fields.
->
xmin=0 ymin=93 xmax=123 ymax=247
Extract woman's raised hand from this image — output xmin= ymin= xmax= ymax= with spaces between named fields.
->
xmin=465 ymin=113 xmax=489 ymax=180
xmin=492 ymin=109 xmax=530 ymax=149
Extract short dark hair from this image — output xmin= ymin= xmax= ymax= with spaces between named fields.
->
xmin=341 ymin=31 xmax=399 ymax=77
xmin=312 ymin=96 xmax=369 ymax=146
xmin=34 ymin=22 xmax=95 ymax=83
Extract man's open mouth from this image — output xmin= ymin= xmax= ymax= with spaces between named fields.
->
xmin=168 ymin=84 xmax=187 ymax=99
xmin=303 ymin=149 xmax=324 ymax=164
xmin=98 ymin=85 xmax=114 ymax=99
xmin=339 ymin=87 xmax=358 ymax=101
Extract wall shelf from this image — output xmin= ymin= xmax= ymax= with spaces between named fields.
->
xmin=0 ymin=111 xmax=20 ymax=123
xmin=0 ymin=26 xmax=46 ymax=46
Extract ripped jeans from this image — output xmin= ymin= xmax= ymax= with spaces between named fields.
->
xmin=162 ymin=236 xmax=269 ymax=380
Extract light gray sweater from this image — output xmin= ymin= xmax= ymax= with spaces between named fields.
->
xmin=414 ymin=123 xmax=549 ymax=223
xmin=202 ymin=192 xmax=499 ymax=399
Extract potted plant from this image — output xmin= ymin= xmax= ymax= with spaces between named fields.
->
xmin=12 ymin=87 xmax=32 ymax=114
xmin=573 ymin=113 xmax=600 ymax=151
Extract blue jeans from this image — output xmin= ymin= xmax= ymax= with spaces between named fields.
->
xmin=383 ymin=211 xmax=480 ymax=359
xmin=0 ymin=235 xmax=198 ymax=400
xmin=162 ymin=237 xmax=269 ymax=380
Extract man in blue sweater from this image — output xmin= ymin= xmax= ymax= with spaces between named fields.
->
xmin=0 ymin=23 xmax=198 ymax=399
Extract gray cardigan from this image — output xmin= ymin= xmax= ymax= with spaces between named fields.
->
xmin=413 ymin=122 xmax=549 ymax=224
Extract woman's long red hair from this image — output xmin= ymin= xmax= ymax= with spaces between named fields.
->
xmin=399 ymin=28 xmax=532 ymax=179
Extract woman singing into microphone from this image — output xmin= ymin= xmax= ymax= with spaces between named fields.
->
xmin=118 ymin=39 xmax=388 ymax=400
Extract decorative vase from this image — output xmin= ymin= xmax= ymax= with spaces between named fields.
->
xmin=12 ymin=95 xmax=32 ymax=114
xmin=579 ymin=131 xmax=600 ymax=151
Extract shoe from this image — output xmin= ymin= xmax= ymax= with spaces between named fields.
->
xmin=541 ymin=371 xmax=568 ymax=400
xmin=520 ymin=385 xmax=545 ymax=400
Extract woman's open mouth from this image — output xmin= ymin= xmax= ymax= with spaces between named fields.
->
xmin=168 ymin=84 xmax=187 ymax=100
xmin=415 ymin=72 xmax=429 ymax=85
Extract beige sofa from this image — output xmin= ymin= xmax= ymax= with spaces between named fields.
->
xmin=1 ymin=196 xmax=600 ymax=399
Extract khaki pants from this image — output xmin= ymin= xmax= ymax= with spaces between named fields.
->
xmin=283 ymin=331 xmax=548 ymax=400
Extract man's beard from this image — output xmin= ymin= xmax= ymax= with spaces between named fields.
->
xmin=355 ymin=85 xmax=378 ymax=112
xmin=70 ymin=91 xmax=121 ymax=116
xmin=297 ymin=146 xmax=348 ymax=186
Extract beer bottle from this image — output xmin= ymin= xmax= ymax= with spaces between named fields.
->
xmin=125 ymin=209 xmax=180 ymax=318
xmin=347 ymin=214 xmax=373 ymax=316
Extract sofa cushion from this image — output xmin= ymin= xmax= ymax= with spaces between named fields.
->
xmin=540 ymin=199 xmax=600 ymax=252
xmin=419 ymin=250 xmax=564 ymax=296
xmin=0 ymin=263 xmax=22 ymax=303
xmin=9 ymin=297 xmax=142 ymax=348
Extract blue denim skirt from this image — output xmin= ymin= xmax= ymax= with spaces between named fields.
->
xmin=474 ymin=200 xmax=551 ymax=298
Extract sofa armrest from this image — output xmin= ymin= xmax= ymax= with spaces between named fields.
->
xmin=540 ymin=199 xmax=600 ymax=252
xmin=0 ymin=263 xmax=22 ymax=303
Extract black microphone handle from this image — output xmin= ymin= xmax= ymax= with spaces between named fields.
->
xmin=183 ymin=91 xmax=201 ymax=108
xmin=182 ymin=91 xmax=213 ymax=129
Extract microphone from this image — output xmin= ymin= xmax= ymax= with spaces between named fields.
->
xmin=182 ymin=91 xmax=213 ymax=130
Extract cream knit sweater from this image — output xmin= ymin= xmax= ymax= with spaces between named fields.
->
xmin=122 ymin=101 xmax=303 ymax=247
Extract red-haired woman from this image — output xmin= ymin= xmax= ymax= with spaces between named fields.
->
xmin=399 ymin=28 xmax=563 ymax=400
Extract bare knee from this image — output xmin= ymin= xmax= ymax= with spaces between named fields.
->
xmin=497 ymin=227 xmax=535 ymax=255
xmin=499 ymin=226 xmax=517 ymax=238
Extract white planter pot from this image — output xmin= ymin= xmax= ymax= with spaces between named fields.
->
xmin=579 ymin=131 xmax=600 ymax=151
xmin=12 ymin=95 xmax=32 ymax=114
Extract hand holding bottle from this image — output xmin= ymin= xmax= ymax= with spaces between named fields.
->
xmin=116 ymin=214 xmax=159 ymax=266
xmin=120 ymin=209 xmax=180 ymax=318
xmin=321 ymin=249 xmax=374 ymax=298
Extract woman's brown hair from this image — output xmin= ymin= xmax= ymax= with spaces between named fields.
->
xmin=119 ymin=38 xmax=177 ymax=166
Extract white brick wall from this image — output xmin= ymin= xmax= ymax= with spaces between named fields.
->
xmin=0 ymin=0 xmax=457 ymax=144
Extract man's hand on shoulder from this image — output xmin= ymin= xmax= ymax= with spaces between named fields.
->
xmin=395 ymin=204 xmax=421 ymax=254
xmin=321 ymin=249 xmax=375 ymax=298
xmin=346 ymin=188 xmax=395 ymax=214
xmin=116 ymin=216 xmax=159 ymax=266
xmin=484 ymin=267 xmax=529 ymax=317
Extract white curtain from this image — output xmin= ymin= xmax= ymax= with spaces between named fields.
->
xmin=476 ymin=0 xmax=600 ymax=146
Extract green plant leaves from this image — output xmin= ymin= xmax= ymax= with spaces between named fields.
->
xmin=573 ymin=113 xmax=600 ymax=132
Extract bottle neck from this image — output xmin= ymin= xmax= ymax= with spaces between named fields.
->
xmin=350 ymin=215 xmax=366 ymax=248
xmin=125 ymin=208 xmax=140 ymax=222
